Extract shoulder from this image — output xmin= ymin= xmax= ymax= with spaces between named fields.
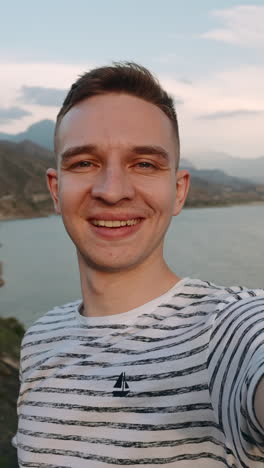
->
xmin=173 ymin=278 xmax=264 ymax=321
xmin=18 ymin=299 xmax=82 ymax=380
xmin=183 ymin=277 xmax=264 ymax=304
xmin=213 ymin=284 xmax=264 ymax=316
xmin=21 ymin=299 xmax=82 ymax=349
xmin=28 ymin=298 xmax=82 ymax=328
xmin=206 ymin=282 xmax=264 ymax=359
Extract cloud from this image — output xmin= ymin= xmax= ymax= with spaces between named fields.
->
xmin=197 ymin=109 xmax=264 ymax=120
xmin=0 ymin=60 xmax=264 ymax=158
xmin=180 ymin=78 xmax=193 ymax=85
xmin=160 ymin=65 xmax=264 ymax=157
xmin=19 ymin=85 xmax=67 ymax=107
xmin=0 ymin=61 xmax=90 ymax=132
xmin=0 ymin=106 xmax=31 ymax=124
xmin=201 ymin=5 xmax=264 ymax=48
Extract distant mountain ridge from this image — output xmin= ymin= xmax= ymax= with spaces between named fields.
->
xmin=1 ymin=120 xmax=263 ymax=183
xmin=0 ymin=139 xmax=263 ymax=219
xmin=0 ymin=120 xmax=54 ymax=151
xmin=186 ymin=151 xmax=264 ymax=184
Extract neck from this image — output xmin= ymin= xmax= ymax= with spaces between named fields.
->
xmin=77 ymin=253 xmax=181 ymax=318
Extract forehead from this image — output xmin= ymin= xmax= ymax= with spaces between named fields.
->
xmin=56 ymin=93 xmax=177 ymax=158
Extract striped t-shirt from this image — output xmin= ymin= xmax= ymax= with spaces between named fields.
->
xmin=15 ymin=277 xmax=264 ymax=467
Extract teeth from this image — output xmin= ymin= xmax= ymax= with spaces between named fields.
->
xmin=92 ymin=219 xmax=140 ymax=227
xmin=105 ymin=221 xmax=113 ymax=227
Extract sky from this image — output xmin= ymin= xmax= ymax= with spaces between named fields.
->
xmin=1 ymin=0 xmax=264 ymax=159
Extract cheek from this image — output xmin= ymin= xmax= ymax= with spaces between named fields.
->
xmin=59 ymin=176 xmax=88 ymax=206
xmin=153 ymin=183 xmax=177 ymax=210
xmin=135 ymin=175 xmax=175 ymax=198
xmin=137 ymin=180 xmax=176 ymax=214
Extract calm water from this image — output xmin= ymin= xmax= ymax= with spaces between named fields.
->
xmin=0 ymin=204 xmax=263 ymax=328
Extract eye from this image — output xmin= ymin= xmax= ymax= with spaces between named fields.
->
xmin=136 ymin=161 xmax=156 ymax=169
xmin=70 ymin=160 xmax=95 ymax=170
xmin=75 ymin=160 xmax=93 ymax=167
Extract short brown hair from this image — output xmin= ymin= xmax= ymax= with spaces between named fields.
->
xmin=55 ymin=62 xmax=180 ymax=160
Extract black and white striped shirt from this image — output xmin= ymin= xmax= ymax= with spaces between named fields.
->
xmin=15 ymin=277 xmax=264 ymax=467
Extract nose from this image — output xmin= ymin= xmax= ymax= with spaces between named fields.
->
xmin=91 ymin=165 xmax=135 ymax=204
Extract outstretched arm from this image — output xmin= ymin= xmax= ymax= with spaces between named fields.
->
xmin=254 ymin=377 xmax=264 ymax=428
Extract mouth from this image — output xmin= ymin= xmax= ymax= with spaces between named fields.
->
xmin=88 ymin=217 xmax=144 ymax=239
xmin=90 ymin=218 xmax=141 ymax=228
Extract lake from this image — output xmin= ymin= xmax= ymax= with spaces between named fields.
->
xmin=0 ymin=204 xmax=263 ymax=328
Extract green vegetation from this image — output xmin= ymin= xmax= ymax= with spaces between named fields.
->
xmin=0 ymin=317 xmax=25 ymax=468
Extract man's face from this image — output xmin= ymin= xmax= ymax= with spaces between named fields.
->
xmin=47 ymin=93 xmax=189 ymax=272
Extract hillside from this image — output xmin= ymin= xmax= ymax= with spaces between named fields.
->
xmin=185 ymin=173 xmax=264 ymax=207
xmin=184 ymin=166 xmax=264 ymax=207
xmin=188 ymin=150 xmax=264 ymax=184
xmin=1 ymin=120 xmax=264 ymax=184
xmin=0 ymin=140 xmax=54 ymax=219
xmin=0 ymin=139 xmax=264 ymax=220
xmin=0 ymin=120 xmax=54 ymax=151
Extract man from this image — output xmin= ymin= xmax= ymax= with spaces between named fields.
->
xmin=15 ymin=63 xmax=264 ymax=467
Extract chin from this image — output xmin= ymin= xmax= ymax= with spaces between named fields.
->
xmin=79 ymin=252 xmax=144 ymax=273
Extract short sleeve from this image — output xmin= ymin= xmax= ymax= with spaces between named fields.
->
xmin=207 ymin=293 xmax=264 ymax=466
xmin=243 ymin=354 xmax=264 ymax=447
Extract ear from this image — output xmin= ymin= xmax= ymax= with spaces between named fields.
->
xmin=46 ymin=168 xmax=61 ymax=214
xmin=173 ymin=169 xmax=190 ymax=216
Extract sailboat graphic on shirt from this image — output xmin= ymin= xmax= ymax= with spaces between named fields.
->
xmin=113 ymin=372 xmax=130 ymax=397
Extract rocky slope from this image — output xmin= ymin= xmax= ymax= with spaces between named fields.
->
xmin=0 ymin=139 xmax=54 ymax=219
xmin=183 ymin=166 xmax=264 ymax=207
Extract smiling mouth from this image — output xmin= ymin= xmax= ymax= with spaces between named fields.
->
xmin=91 ymin=219 xmax=141 ymax=228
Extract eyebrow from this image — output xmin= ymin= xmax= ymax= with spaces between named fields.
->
xmin=60 ymin=145 xmax=98 ymax=163
xmin=60 ymin=144 xmax=169 ymax=163
xmin=130 ymin=145 xmax=169 ymax=161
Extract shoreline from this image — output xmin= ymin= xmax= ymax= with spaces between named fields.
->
xmin=0 ymin=212 xmax=56 ymax=222
xmin=0 ymin=200 xmax=264 ymax=222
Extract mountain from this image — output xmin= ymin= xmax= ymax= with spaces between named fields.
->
xmin=1 ymin=121 xmax=263 ymax=185
xmin=0 ymin=139 xmax=263 ymax=220
xmin=179 ymin=158 xmax=195 ymax=169
xmin=0 ymin=140 xmax=55 ymax=219
xmin=0 ymin=139 xmax=54 ymax=197
xmin=187 ymin=151 xmax=264 ymax=184
xmin=0 ymin=120 xmax=55 ymax=151
xmin=186 ymin=167 xmax=254 ymax=189
xmin=184 ymin=166 xmax=264 ymax=207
